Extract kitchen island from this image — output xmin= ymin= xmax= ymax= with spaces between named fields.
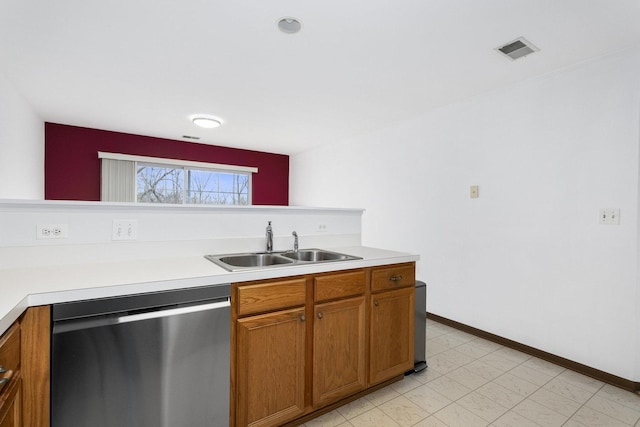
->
xmin=0 ymin=246 xmax=418 ymax=335
xmin=0 ymin=245 xmax=418 ymax=427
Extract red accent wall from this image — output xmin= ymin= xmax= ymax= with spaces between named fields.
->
xmin=45 ymin=123 xmax=289 ymax=205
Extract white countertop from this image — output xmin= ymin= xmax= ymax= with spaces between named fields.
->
xmin=0 ymin=246 xmax=418 ymax=335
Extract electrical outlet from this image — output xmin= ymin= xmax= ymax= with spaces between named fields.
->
xmin=316 ymin=223 xmax=328 ymax=233
xmin=112 ymin=219 xmax=138 ymax=240
xmin=470 ymin=185 xmax=479 ymax=199
xmin=37 ymin=224 xmax=68 ymax=239
xmin=599 ymin=208 xmax=620 ymax=225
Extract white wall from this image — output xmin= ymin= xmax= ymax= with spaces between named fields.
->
xmin=0 ymin=200 xmax=362 ymax=269
xmin=291 ymin=48 xmax=640 ymax=381
xmin=0 ymin=71 xmax=43 ymax=199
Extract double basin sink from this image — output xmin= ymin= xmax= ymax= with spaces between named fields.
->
xmin=205 ymin=248 xmax=362 ymax=271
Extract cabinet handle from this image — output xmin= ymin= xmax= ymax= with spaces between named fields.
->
xmin=374 ymin=300 xmax=379 ymax=306
xmin=317 ymin=312 xmax=323 ymax=319
xmin=300 ymin=314 xmax=306 ymax=322
xmin=389 ymin=275 xmax=403 ymax=282
xmin=0 ymin=370 xmax=11 ymax=393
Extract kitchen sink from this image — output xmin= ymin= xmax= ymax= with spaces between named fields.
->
xmin=205 ymin=249 xmax=361 ymax=271
xmin=281 ymin=249 xmax=353 ymax=262
xmin=217 ymin=253 xmax=295 ymax=268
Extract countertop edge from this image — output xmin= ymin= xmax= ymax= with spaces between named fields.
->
xmin=0 ymin=246 xmax=419 ymax=336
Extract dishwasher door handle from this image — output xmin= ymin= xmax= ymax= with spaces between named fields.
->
xmin=116 ymin=299 xmax=230 ymax=324
xmin=54 ymin=298 xmax=231 ymax=334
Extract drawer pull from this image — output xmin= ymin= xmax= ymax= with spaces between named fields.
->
xmin=0 ymin=370 xmax=12 ymax=394
xmin=0 ymin=366 xmax=6 ymax=374
xmin=317 ymin=312 xmax=323 ymax=319
xmin=389 ymin=275 xmax=403 ymax=282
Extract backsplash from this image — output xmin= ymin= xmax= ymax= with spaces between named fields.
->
xmin=0 ymin=200 xmax=363 ymax=268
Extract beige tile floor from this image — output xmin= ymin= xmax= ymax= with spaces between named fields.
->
xmin=302 ymin=319 xmax=640 ymax=427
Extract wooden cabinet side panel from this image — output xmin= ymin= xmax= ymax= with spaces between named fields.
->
xmin=20 ymin=306 xmax=50 ymax=427
xmin=369 ymin=287 xmax=414 ymax=385
xmin=236 ymin=308 xmax=306 ymax=427
xmin=313 ymin=297 xmax=366 ymax=407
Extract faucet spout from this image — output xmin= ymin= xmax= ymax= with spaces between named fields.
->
xmin=292 ymin=231 xmax=298 ymax=252
xmin=266 ymin=221 xmax=273 ymax=253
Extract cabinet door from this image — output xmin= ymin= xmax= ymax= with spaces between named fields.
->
xmin=236 ymin=307 xmax=306 ymax=427
xmin=313 ymin=296 xmax=366 ymax=407
xmin=0 ymin=376 xmax=22 ymax=427
xmin=369 ymin=287 xmax=414 ymax=385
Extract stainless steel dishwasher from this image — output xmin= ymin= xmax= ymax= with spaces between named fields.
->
xmin=51 ymin=283 xmax=231 ymax=427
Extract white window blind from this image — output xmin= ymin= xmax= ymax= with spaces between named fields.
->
xmin=101 ymin=158 xmax=136 ymax=202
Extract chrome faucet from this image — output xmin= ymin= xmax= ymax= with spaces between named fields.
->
xmin=292 ymin=231 xmax=298 ymax=252
xmin=266 ymin=221 xmax=273 ymax=253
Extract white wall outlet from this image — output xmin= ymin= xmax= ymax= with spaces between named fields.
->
xmin=36 ymin=224 xmax=68 ymax=239
xmin=112 ymin=219 xmax=138 ymax=240
xmin=599 ymin=208 xmax=620 ymax=225
xmin=470 ymin=185 xmax=479 ymax=199
xmin=316 ymin=223 xmax=328 ymax=233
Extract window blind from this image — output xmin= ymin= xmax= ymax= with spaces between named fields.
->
xmin=101 ymin=158 xmax=135 ymax=202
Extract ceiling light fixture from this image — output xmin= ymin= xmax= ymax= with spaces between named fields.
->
xmin=277 ymin=17 xmax=302 ymax=34
xmin=191 ymin=115 xmax=222 ymax=129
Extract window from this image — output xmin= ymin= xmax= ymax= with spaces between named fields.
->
xmin=136 ymin=164 xmax=184 ymax=204
xmin=99 ymin=152 xmax=256 ymax=205
xmin=136 ymin=163 xmax=250 ymax=205
xmin=185 ymin=168 xmax=249 ymax=205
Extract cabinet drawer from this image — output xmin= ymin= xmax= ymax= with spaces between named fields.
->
xmin=371 ymin=263 xmax=415 ymax=292
xmin=314 ymin=270 xmax=365 ymax=302
xmin=237 ymin=278 xmax=307 ymax=316
xmin=0 ymin=375 xmax=21 ymax=427
xmin=0 ymin=323 xmax=20 ymax=374
xmin=0 ymin=323 xmax=20 ymax=398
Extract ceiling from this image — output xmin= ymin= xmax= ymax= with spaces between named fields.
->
xmin=2 ymin=0 xmax=640 ymax=155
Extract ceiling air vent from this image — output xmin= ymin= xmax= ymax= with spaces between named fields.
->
xmin=496 ymin=37 xmax=539 ymax=61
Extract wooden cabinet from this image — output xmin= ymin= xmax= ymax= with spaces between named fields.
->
xmin=236 ymin=307 xmax=306 ymax=427
xmin=234 ymin=278 xmax=307 ymax=427
xmin=312 ymin=271 xmax=366 ymax=407
xmin=233 ymin=263 xmax=415 ymax=427
xmin=0 ymin=306 xmax=50 ymax=427
xmin=0 ymin=323 xmax=21 ymax=427
xmin=20 ymin=306 xmax=50 ymax=427
xmin=369 ymin=263 xmax=415 ymax=385
xmin=0 ymin=376 xmax=21 ymax=427
xmin=369 ymin=286 xmax=414 ymax=385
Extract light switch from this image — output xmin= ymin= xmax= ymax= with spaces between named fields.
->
xmin=470 ymin=185 xmax=479 ymax=199
xmin=112 ymin=219 xmax=138 ymax=240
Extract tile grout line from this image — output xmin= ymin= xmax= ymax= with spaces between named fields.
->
xmin=399 ymin=322 xmax=639 ymax=427
xmin=558 ymin=383 xmax=605 ymax=427
xmin=428 ymin=323 xmax=638 ymax=427
xmin=429 ymin=329 xmax=579 ymax=426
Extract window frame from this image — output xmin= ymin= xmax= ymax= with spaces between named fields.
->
xmin=99 ymin=152 xmax=256 ymax=206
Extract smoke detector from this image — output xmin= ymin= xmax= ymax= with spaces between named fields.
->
xmin=496 ymin=37 xmax=539 ymax=61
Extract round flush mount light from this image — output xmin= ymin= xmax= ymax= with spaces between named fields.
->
xmin=277 ymin=17 xmax=302 ymax=34
xmin=191 ymin=115 xmax=222 ymax=129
